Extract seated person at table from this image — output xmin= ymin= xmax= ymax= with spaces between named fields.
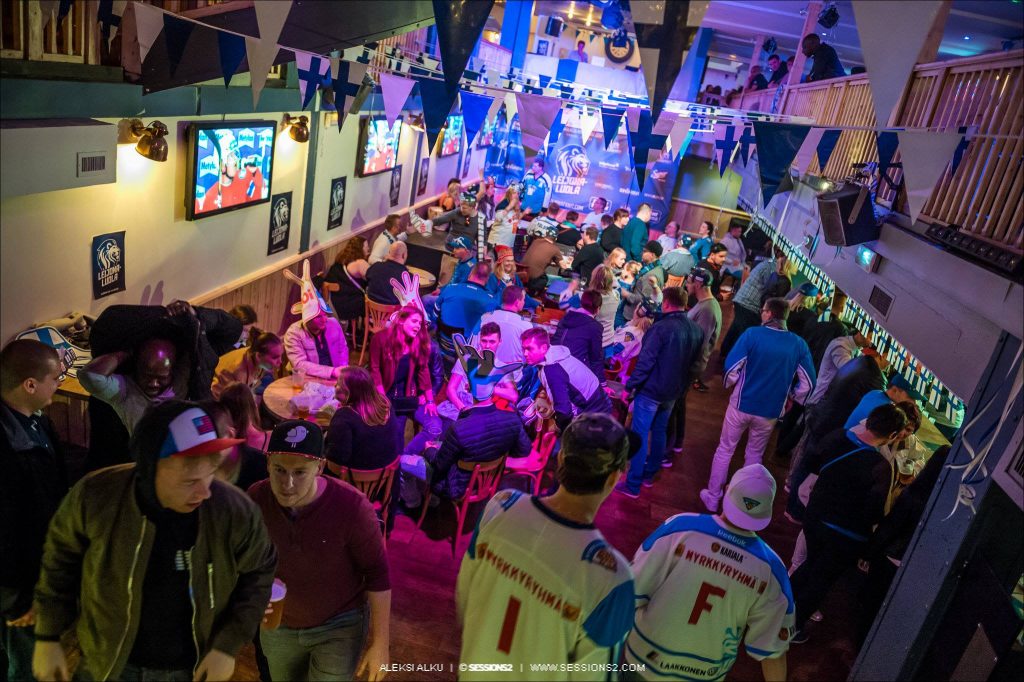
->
xmin=369 ymin=306 xmax=443 ymax=456
xmin=434 ymin=262 xmax=499 ymax=355
xmin=283 ymin=305 xmax=349 ymax=380
xmin=473 ymin=286 xmax=534 ymax=365
xmin=432 ymin=192 xmax=487 ymax=247
xmin=582 ymin=197 xmax=608 ymax=229
xmin=485 ymin=245 xmax=526 ymax=297
xmin=316 ymin=237 xmax=370 ymax=325
xmin=572 ymin=227 xmax=605 ymax=284
xmin=327 ymin=366 xmax=403 ymax=471
xmin=553 ymin=290 xmax=605 ymax=384
xmin=521 ymin=327 xmax=612 ymax=431
xmin=522 ymin=222 xmax=566 ymax=296
xmin=365 ymin=241 xmax=411 ymax=306
xmin=439 ymin=177 xmax=461 ymax=211
xmin=402 ymin=341 xmax=530 ymax=507
xmin=556 ymin=211 xmax=583 ymax=247
xmin=660 ymin=233 xmax=696 ymax=278
xmin=657 ymin=221 xmax=680 ymax=254
xmin=786 ymin=283 xmax=821 ymax=339
xmin=211 ymin=331 xmax=283 ymax=400
xmin=446 ymin=323 xmax=519 ymax=412
xmin=369 ymin=214 xmax=407 ymax=264
xmin=446 ymin=236 xmax=478 ymax=286
xmin=203 ymin=391 xmax=268 ymax=490
xmin=525 ymin=203 xmax=561 ymax=237
xmin=79 ymin=336 xmax=188 ymax=436
xmin=217 ymin=381 xmax=270 ymax=450
xmin=605 ymin=247 xmax=627 ymax=277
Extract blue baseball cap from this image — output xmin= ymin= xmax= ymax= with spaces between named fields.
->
xmin=797 ymin=282 xmax=819 ymax=297
xmin=447 ymin=235 xmax=474 ymax=252
xmin=889 ymin=374 xmax=925 ymax=402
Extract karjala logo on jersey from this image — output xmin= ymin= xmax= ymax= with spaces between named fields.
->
xmin=552 ymin=144 xmax=590 ymax=196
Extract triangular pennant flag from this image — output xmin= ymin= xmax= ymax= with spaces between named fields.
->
xmin=538 ymin=74 xmax=552 ymax=89
xmin=713 ymin=125 xmax=739 ymax=177
xmin=629 ymin=110 xmax=668 ymax=189
xmin=876 ymin=130 xmax=902 ymax=190
xmin=625 ymin=106 xmax=642 ymax=133
xmin=416 ymin=76 xmax=456 ymax=152
xmin=38 ymin=0 xmax=58 ymax=28
xmin=545 ymin=109 xmax=566 ymax=155
xmin=601 ymin=107 xmax=624 ymax=149
xmin=244 ymin=36 xmax=281 ymax=108
xmin=97 ymin=0 xmax=123 ymax=41
xmin=853 ymin=1 xmax=944 ymax=126
xmin=580 ymin=107 xmax=600 ymax=145
xmin=379 ymin=73 xmax=417 ymax=126
xmin=332 ymin=61 xmax=369 ymax=131
xmin=161 ymin=14 xmax=194 ymax=78
xmin=737 ymin=124 xmax=756 ymax=166
xmin=431 ymin=0 xmax=495 ymax=99
xmin=632 ymin=0 xmax=698 ymax=122
xmin=254 ymin=0 xmax=292 ymax=48
xmin=897 ymin=131 xmax=963 ymax=223
xmin=503 ymin=91 xmax=519 ymax=120
xmin=460 ymin=90 xmax=494 ymax=147
xmin=792 ymin=127 xmax=825 ymax=175
xmin=216 ymin=31 xmax=246 ymax=88
xmin=329 ymin=56 xmax=340 ymax=80
xmin=295 ymin=51 xmax=330 ymax=109
xmin=816 ymin=129 xmax=842 ymax=173
xmin=132 ymin=1 xmax=164 ymax=64
xmin=515 ymin=93 xmax=562 ymax=159
xmin=751 ymin=122 xmax=812 ymax=206
xmin=669 ymin=116 xmax=694 ymax=158
xmin=486 ymin=94 xmax=504 ymax=123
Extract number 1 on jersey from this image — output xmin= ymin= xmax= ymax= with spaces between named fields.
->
xmin=498 ymin=596 xmax=522 ymax=653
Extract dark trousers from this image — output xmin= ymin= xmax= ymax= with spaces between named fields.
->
xmin=719 ymin=304 xmax=761 ymax=360
xmin=666 ymin=386 xmax=691 ymax=451
xmin=1 ymin=623 xmax=34 ymax=682
xmin=790 ymin=521 xmax=865 ymax=630
xmin=775 ymin=403 xmax=806 ymax=458
xmin=858 ymin=555 xmax=900 ymax=646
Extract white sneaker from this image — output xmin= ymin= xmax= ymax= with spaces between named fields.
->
xmin=699 ymin=489 xmax=720 ymax=513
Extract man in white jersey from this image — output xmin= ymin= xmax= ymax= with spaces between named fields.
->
xmin=457 ymin=414 xmax=640 ymax=680
xmin=624 ymin=464 xmax=792 ymax=682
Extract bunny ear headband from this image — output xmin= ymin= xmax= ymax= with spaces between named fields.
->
xmin=283 ymin=260 xmax=333 ymax=322
xmin=453 ymin=333 xmax=523 ymax=400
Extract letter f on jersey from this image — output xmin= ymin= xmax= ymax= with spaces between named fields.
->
xmin=688 ymin=582 xmax=727 ymax=625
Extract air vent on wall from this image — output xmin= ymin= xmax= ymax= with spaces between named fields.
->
xmin=77 ymin=151 xmax=108 ymax=177
xmin=867 ymin=284 xmax=894 ymax=319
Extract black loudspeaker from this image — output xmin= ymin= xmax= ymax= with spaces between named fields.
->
xmin=545 ymin=16 xmax=564 ymax=37
xmin=818 ymin=183 xmax=880 ymax=247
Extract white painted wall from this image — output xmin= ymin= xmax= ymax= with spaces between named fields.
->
xmin=0 ymin=108 xmax=486 ymax=342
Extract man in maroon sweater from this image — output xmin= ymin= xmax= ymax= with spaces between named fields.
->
xmin=248 ymin=420 xmax=391 ymax=681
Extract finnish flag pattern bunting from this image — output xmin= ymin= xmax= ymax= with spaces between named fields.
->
xmin=459 ymin=90 xmax=495 ymax=147
xmin=580 ymin=107 xmax=600 ymax=145
xmin=332 ymin=61 xmax=369 ymax=131
xmin=714 ymin=125 xmax=739 ymax=177
xmin=792 ymin=127 xmax=826 ymax=175
xmin=295 ymin=52 xmax=331 ymax=109
xmin=132 ymin=1 xmax=165 ymax=65
xmin=751 ymin=122 xmax=811 ymax=207
xmin=602 ymin=107 xmax=625 ymax=150
xmin=630 ymin=0 xmax=698 ymax=124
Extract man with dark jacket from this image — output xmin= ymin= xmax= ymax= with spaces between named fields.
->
xmin=553 ymin=290 xmax=605 ymax=384
xmin=801 ymin=34 xmax=845 ymax=82
xmin=621 ymin=203 xmax=653 ymax=263
xmin=617 ymin=288 xmax=703 ymax=497
xmin=1 ymin=340 xmax=67 ymax=681
xmin=33 ymin=400 xmax=277 ymax=682
xmin=366 ymin=241 xmax=411 ymax=305
xmin=521 ymin=328 xmax=612 ymax=431
xmin=790 ymin=403 xmax=907 ymax=642
xmin=571 ymin=227 xmax=605 ymax=283
xmin=600 ymin=208 xmax=629 ymax=254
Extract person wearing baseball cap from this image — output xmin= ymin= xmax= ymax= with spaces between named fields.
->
xmin=685 ymin=266 xmax=723 ymax=394
xmin=431 ymin=190 xmax=487 ymax=260
xmin=457 ymin=414 xmax=640 ymax=678
xmin=33 ymin=400 xmax=276 ymax=682
xmin=625 ymin=464 xmax=793 ymax=681
xmin=248 ymin=420 xmax=392 ymax=681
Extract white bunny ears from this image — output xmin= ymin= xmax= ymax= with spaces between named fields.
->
xmin=284 ymin=259 xmax=333 ymax=322
xmin=389 ymin=270 xmax=425 ymax=315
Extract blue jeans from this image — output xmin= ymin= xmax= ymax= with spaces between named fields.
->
xmin=626 ymin=395 xmax=675 ymax=491
xmin=400 ymin=405 xmax=443 ymax=457
xmin=260 ymin=606 xmax=367 ymax=681
xmin=1 ymin=622 xmax=35 ymax=682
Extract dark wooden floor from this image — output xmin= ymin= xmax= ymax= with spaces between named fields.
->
xmin=228 ymin=302 xmax=862 ymax=681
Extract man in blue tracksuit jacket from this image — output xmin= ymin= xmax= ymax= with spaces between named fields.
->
xmin=701 ymin=297 xmax=816 ymax=513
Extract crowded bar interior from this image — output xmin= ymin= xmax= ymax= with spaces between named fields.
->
xmin=2 ymin=1 xmax=1023 ymax=681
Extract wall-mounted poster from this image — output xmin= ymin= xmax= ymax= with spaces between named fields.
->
xmin=389 ymin=165 xmax=402 ymax=207
xmin=536 ymin=39 xmax=549 ymax=56
xmin=416 ymin=158 xmax=429 ymax=197
xmin=267 ymin=191 xmax=292 ymax=255
xmin=461 ymin=147 xmax=473 ymax=179
xmin=92 ymin=231 xmax=126 ymax=299
xmin=327 ymin=176 xmax=346 ymax=230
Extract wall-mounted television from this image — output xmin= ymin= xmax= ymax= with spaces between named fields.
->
xmin=440 ymin=114 xmax=463 ymax=157
xmin=357 ymin=117 xmax=403 ymax=177
xmin=476 ymin=115 xmax=497 ymax=148
xmin=186 ymin=120 xmax=275 ymax=220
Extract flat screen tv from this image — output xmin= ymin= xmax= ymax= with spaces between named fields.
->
xmin=440 ymin=114 xmax=463 ymax=156
xmin=476 ymin=115 xmax=496 ymax=148
xmin=357 ymin=117 xmax=403 ymax=177
xmin=186 ymin=120 xmax=275 ymax=220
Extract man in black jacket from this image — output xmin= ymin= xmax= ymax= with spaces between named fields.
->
xmin=801 ymin=34 xmax=845 ymax=82
xmin=571 ymin=227 xmax=605 ymax=283
xmin=552 ymin=290 xmax=605 ymax=384
xmin=616 ymin=288 xmax=703 ymax=498
xmin=600 ymin=208 xmax=629 ymax=254
xmin=0 ymin=340 xmax=67 ymax=682
xmin=790 ymin=403 xmax=907 ymax=642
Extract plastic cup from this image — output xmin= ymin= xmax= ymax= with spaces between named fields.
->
xmin=290 ymin=369 xmax=306 ymax=392
xmin=263 ymin=579 xmax=286 ymax=630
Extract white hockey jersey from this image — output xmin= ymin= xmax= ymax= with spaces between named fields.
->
xmin=625 ymin=513 xmax=794 ymax=681
xmin=457 ymin=490 xmax=635 ymax=680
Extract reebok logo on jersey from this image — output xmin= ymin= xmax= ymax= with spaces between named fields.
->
xmin=742 ymin=496 xmax=760 ymax=510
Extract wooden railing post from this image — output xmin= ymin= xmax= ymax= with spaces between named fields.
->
xmin=787 ymin=0 xmax=821 ymax=86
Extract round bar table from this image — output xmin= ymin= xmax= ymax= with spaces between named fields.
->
xmin=262 ymin=375 xmax=336 ymax=428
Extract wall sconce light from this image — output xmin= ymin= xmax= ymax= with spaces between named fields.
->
xmin=119 ymin=118 xmax=169 ymax=162
xmin=406 ymin=113 xmax=425 ymax=132
xmin=281 ymin=114 xmax=310 ymax=143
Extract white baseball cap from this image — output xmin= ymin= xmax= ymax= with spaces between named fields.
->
xmin=158 ymin=407 xmax=242 ymax=459
xmin=722 ymin=464 xmax=777 ymax=532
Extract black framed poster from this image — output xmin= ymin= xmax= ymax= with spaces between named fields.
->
xmin=92 ymin=231 xmax=126 ymax=299
xmin=267 ymin=191 xmax=292 ymax=255
xmin=416 ymin=158 xmax=429 ymax=197
xmin=389 ymin=165 xmax=402 ymax=207
xmin=327 ymin=176 xmax=346 ymax=230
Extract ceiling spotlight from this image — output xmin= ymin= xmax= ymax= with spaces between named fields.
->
xmin=963 ymin=35 xmax=971 ymax=40
xmin=120 ymin=118 xmax=169 ymax=162
xmin=818 ymin=3 xmax=840 ymax=29
xmin=281 ymin=114 xmax=310 ymax=143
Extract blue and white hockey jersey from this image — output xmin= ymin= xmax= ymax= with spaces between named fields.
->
xmin=723 ymin=325 xmax=816 ymax=419
xmin=625 ymin=514 xmax=794 ymax=681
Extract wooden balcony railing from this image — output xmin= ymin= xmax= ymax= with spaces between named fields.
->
xmin=775 ymin=49 xmax=1024 ymax=253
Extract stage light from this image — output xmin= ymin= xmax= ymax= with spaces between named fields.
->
xmin=963 ymin=35 xmax=971 ymax=40
xmin=818 ymin=4 xmax=840 ymax=29
xmin=119 ymin=118 xmax=168 ymax=162
xmin=281 ymin=114 xmax=310 ymax=143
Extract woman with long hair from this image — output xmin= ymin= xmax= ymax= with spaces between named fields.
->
xmin=587 ymin=264 xmax=621 ymax=348
xmin=202 ymin=388 xmax=269 ymax=490
xmin=211 ymin=331 xmax=283 ymax=400
xmin=318 ymin=236 xmax=370 ymax=323
xmin=327 ymin=366 xmax=403 ymax=470
xmin=368 ymin=305 xmax=443 ymax=454
xmin=487 ymin=185 xmax=520 ymax=250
